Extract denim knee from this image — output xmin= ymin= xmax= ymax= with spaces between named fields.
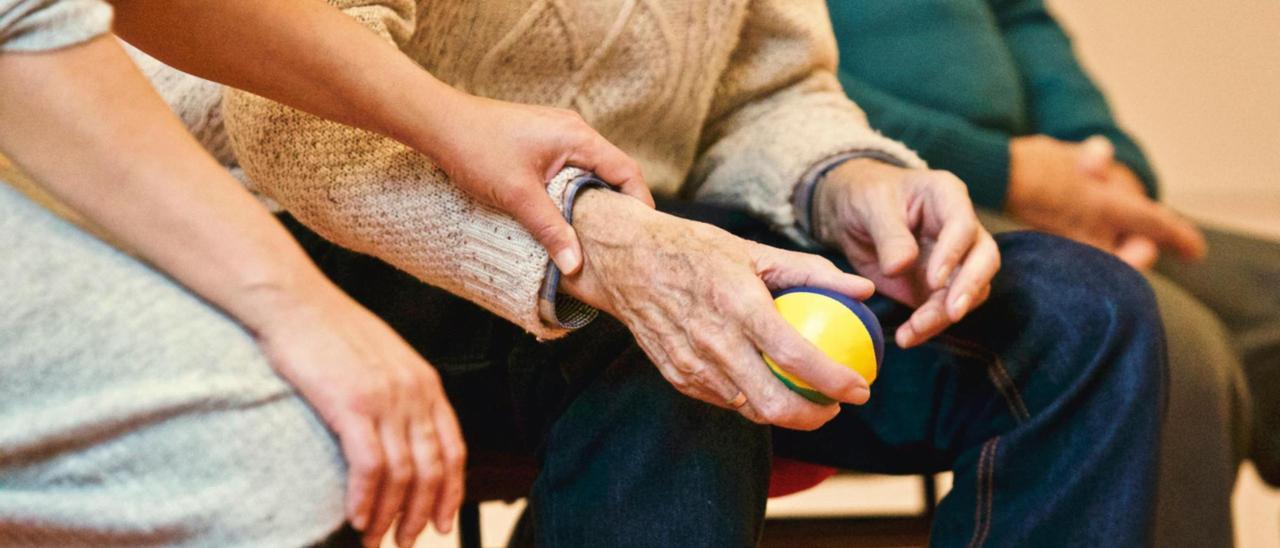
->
xmin=989 ymin=231 xmax=1167 ymax=415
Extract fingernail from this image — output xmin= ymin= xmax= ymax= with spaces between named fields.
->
xmin=852 ymin=386 xmax=871 ymax=404
xmin=933 ymin=264 xmax=953 ymax=288
xmin=352 ymin=512 xmax=368 ymax=531
xmin=554 ymin=248 xmax=581 ymax=274
xmin=896 ymin=328 xmax=914 ymax=348
xmin=950 ymin=294 xmax=972 ymax=320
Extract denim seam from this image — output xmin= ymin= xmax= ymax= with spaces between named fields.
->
xmin=936 ymin=335 xmax=1031 ymax=422
xmin=967 ymin=437 xmax=1000 ymax=548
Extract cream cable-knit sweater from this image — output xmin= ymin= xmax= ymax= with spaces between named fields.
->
xmin=223 ymin=0 xmax=925 ymax=340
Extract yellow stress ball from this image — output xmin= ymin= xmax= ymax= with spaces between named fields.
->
xmin=763 ymin=287 xmax=885 ymax=404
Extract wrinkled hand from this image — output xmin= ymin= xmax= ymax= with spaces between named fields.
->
xmin=561 ymin=190 xmax=874 ymax=430
xmin=239 ymin=280 xmax=466 ymax=548
xmin=813 ymin=159 xmax=1000 ymax=348
xmin=423 ymin=92 xmax=654 ymax=275
xmin=1008 ymin=135 xmax=1205 ymax=269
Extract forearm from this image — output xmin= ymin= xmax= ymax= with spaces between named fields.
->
xmin=109 ymin=0 xmax=458 ymax=161
xmin=692 ymin=0 xmax=922 ymax=241
xmin=991 ymin=0 xmax=1159 ymax=196
xmin=0 ymin=35 xmax=329 ymax=330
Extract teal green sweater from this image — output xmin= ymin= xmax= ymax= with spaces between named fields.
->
xmin=828 ymin=0 xmax=1158 ymax=209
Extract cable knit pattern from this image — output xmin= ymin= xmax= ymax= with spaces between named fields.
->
xmin=223 ymin=0 xmax=925 ymax=339
xmin=122 ymin=43 xmax=282 ymax=211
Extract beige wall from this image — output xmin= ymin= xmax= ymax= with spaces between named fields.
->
xmin=1048 ymin=0 xmax=1280 ymax=237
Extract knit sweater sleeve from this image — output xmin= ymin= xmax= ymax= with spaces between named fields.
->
xmin=0 ymin=0 xmax=112 ymax=52
xmin=221 ymin=0 xmax=576 ymax=340
xmin=989 ymin=0 xmax=1159 ymax=197
xmin=687 ymin=0 xmax=924 ymax=245
xmin=835 ymin=69 xmax=1015 ymax=211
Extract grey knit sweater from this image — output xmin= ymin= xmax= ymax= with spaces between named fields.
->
xmin=1 ymin=2 xmax=348 ymax=545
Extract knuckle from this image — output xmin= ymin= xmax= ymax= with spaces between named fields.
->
xmin=808 ymin=254 xmax=839 ymax=273
xmin=687 ymin=366 xmax=718 ymax=391
xmin=766 ymin=343 xmax=801 ymax=369
xmin=347 ymin=379 xmax=390 ymax=415
xmin=756 ymin=398 xmax=787 ymax=423
xmin=533 ymin=222 xmax=566 ymax=246
xmin=355 ymin=451 xmax=385 ymax=476
xmin=555 ymin=109 xmax=587 ymax=130
xmin=667 ymin=374 xmax=694 ymax=394
xmin=825 ymin=374 xmax=858 ymax=397
xmin=388 ymin=457 xmax=413 ymax=483
xmin=418 ymin=365 xmax=442 ymax=387
xmin=420 ymin=466 xmax=443 ymax=487
xmin=689 ymin=332 xmax=720 ymax=357
xmin=445 ymin=449 xmax=466 ymax=470
xmin=394 ymin=368 xmax=423 ymax=393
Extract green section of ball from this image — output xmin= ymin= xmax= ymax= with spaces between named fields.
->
xmin=769 ymin=367 xmax=836 ymax=405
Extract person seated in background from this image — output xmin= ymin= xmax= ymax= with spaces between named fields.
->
xmin=207 ymin=0 xmax=1169 ymax=544
xmin=827 ymin=0 xmax=1280 ymax=545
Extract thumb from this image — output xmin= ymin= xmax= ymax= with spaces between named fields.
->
xmin=1114 ymin=234 xmax=1160 ymax=270
xmin=1077 ymin=135 xmax=1115 ymax=179
xmin=568 ymin=135 xmax=655 ymax=208
xmin=866 ymin=207 xmax=920 ymax=276
xmin=510 ymin=190 xmax=584 ymax=274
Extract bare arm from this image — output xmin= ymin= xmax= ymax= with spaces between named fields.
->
xmin=110 ymin=0 xmax=649 ymax=274
xmin=0 ymin=35 xmax=463 ymax=546
xmin=111 ymin=0 xmax=446 ymax=157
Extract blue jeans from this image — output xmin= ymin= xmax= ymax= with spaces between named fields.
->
xmin=282 ymin=200 xmax=1167 ymax=547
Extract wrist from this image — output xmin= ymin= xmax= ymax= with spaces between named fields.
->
xmin=557 ymin=188 xmax=663 ymax=315
xmin=812 ymin=158 xmax=901 ymax=246
xmin=379 ymin=73 xmax=471 ymax=163
xmin=1006 ymin=137 xmax=1048 ymax=215
xmin=222 ymin=263 xmax=348 ymax=338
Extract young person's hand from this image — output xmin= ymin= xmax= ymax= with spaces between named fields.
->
xmin=0 ymin=35 xmax=464 ymax=548
xmin=1007 ymin=135 xmax=1205 ymax=269
xmin=113 ymin=0 xmax=652 ymax=277
xmin=236 ymin=280 xmax=465 ymax=548
xmin=419 ymin=92 xmax=653 ymax=275
xmin=560 ymin=190 xmax=874 ymax=431
xmin=813 ymin=159 xmax=1000 ymax=348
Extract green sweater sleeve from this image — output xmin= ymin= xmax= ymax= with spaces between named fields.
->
xmin=836 ymin=69 xmax=1015 ymax=209
xmin=989 ymin=0 xmax=1159 ymax=197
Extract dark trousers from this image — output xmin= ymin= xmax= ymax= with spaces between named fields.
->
xmin=281 ymin=199 xmax=1167 ymax=547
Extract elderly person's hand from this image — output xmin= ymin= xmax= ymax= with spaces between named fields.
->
xmin=561 ymin=190 xmax=874 ymax=431
xmin=812 ymin=159 xmax=1001 ymax=349
xmin=1007 ymin=135 xmax=1205 ymax=269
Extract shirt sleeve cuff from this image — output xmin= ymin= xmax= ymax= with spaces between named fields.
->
xmin=793 ymin=150 xmax=915 ymax=238
xmin=0 ymin=0 xmax=113 ymax=52
xmin=536 ymin=174 xmax=610 ymax=331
